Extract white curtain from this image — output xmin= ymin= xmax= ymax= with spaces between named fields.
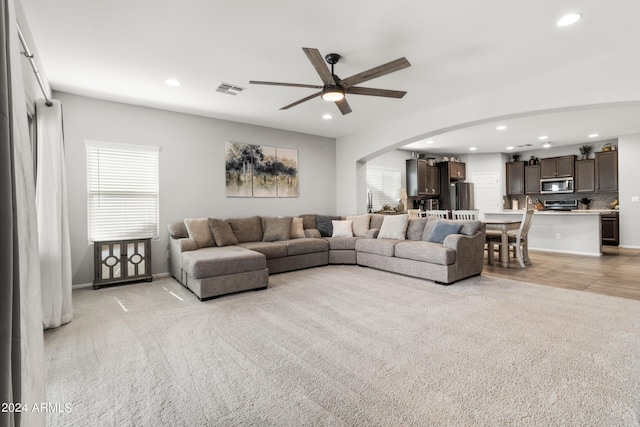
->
xmin=36 ymin=99 xmax=72 ymax=329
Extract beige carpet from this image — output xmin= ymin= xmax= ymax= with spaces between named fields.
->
xmin=44 ymin=266 xmax=640 ymax=426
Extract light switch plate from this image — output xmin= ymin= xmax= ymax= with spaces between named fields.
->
xmin=632 ymin=196 xmax=640 ymax=203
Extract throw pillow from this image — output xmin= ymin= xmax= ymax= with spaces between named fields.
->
xmin=427 ymin=221 xmax=463 ymax=244
xmin=262 ymin=217 xmax=293 ymax=242
xmin=406 ymin=217 xmax=428 ymax=240
xmin=346 ymin=214 xmax=370 ymax=237
xmin=316 ymin=215 xmax=334 ymax=237
xmin=377 ymin=214 xmax=409 ymax=240
xmin=207 ymin=218 xmax=238 ymax=247
xmin=184 ymin=218 xmax=215 ymax=248
xmin=167 ymin=221 xmax=188 ymax=239
xmin=369 ymin=214 xmax=385 ymax=230
xmin=290 ymin=217 xmax=305 ymax=239
xmin=299 ymin=214 xmax=317 ymax=230
xmin=332 ymin=220 xmax=353 ymax=238
xmin=226 ymin=216 xmax=263 ymax=243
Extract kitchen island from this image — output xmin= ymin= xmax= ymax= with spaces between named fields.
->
xmin=483 ymin=210 xmax=617 ymax=256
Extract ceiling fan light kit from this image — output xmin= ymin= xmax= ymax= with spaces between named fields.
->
xmin=250 ymin=47 xmax=411 ymax=115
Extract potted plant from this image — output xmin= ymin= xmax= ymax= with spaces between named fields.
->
xmin=579 ymin=144 xmax=592 ymax=160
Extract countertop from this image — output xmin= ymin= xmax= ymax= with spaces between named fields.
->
xmin=489 ymin=209 xmax=619 ymax=215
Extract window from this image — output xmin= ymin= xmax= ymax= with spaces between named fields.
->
xmin=86 ymin=141 xmax=159 ymax=241
xmin=366 ymin=166 xmax=401 ymax=211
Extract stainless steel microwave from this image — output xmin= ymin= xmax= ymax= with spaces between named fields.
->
xmin=540 ymin=177 xmax=574 ymax=194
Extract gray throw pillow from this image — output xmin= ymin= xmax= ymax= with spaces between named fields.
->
xmin=208 ymin=218 xmax=238 ymax=247
xmin=262 ymin=217 xmax=293 ymax=242
xmin=226 ymin=216 xmax=263 ymax=243
xmin=167 ymin=221 xmax=188 ymax=239
xmin=406 ymin=218 xmax=428 ymax=240
xmin=427 ymin=221 xmax=462 ymax=244
xmin=299 ymin=214 xmax=317 ymax=230
xmin=184 ymin=218 xmax=215 ymax=248
xmin=316 ymin=215 xmax=339 ymax=237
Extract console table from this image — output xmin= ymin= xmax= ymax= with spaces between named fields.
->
xmin=93 ymin=238 xmax=152 ymax=289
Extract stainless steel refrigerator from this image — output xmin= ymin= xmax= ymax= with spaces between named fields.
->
xmin=449 ymin=182 xmax=474 ymax=210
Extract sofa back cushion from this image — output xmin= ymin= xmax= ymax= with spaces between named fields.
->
xmin=299 ymin=214 xmax=317 ymax=230
xmin=261 ymin=217 xmax=293 ymax=242
xmin=227 ymin=216 xmax=263 ymax=243
xmin=369 ymin=214 xmax=386 ymax=230
xmin=184 ymin=218 xmax=215 ymax=248
xmin=346 ymin=214 xmax=370 ymax=237
xmin=406 ymin=217 xmax=428 ymax=240
xmin=208 ymin=218 xmax=239 ymax=247
xmin=167 ymin=221 xmax=188 ymax=239
xmin=377 ymin=214 xmax=409 ymax=240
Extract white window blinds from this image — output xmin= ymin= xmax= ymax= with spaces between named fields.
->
xmin=366 ymin=167 xmax=401 ymax=211
xmin=86 ymin=141 xmax=159 ymax=241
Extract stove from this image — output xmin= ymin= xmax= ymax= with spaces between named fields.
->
xmin=543 ymin=199 xmax=578 ymax=211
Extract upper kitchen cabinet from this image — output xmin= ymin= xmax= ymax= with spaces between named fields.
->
xmin=406 ymin=159 xmax=439 ymax=197
xmin=595 ymin=151 xmax=618 ymax=192
xmin=524 ymin=164 xmax=541 ymax=194
xmin=540 ymin=155 xmax=575 ymax=178
xmin=575 ymin=159 xmax=596 ymax=193
xmin=506 ymin=161 xmax=525 ymax=196
xmin=438 ymin=161 xmax=466 ymax=180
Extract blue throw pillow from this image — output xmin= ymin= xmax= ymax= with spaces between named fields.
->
xmin=427 ymin=221 xmax=462 ymax=244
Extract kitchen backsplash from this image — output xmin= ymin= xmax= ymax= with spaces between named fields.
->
xmin=509 ymin=192 xmax=618 ymax=210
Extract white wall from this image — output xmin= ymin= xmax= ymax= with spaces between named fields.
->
xmin=56 ymin=92 xmax=336 ymax=284
xmin=617 ymin=133 xmax=640 ymax=248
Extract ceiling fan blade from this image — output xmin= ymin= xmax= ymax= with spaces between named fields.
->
xmin=249 ymin=80 xmax=323 ymax=89
xmin=341 ymin=57 xmax=411 ymax=87
xmin=347 ymin=87 xmax=407 ymax=98
xmin=280 ymin=91 xmax=322 ymax=110
xmin=302 ymin=47 xmax=336 ymax=86
xmin=335 ymin=98 xmax=352 ymax=115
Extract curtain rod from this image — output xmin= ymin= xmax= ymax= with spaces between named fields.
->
xmin=17 ymin=24 xmax=53 ymax=107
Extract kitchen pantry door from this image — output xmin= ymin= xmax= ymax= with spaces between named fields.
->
xmin=472 ymin=172 xmax=500 ymax=219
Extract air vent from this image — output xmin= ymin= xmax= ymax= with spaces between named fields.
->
xmin=216 ymin=83 xmax=245 ymax=96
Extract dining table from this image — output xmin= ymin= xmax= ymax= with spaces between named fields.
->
xmin=483 ymin=219 xmax=522 ymax=267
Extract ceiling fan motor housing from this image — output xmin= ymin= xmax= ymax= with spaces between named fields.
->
xmin=325 ymin=53 xmax=341 ymax=65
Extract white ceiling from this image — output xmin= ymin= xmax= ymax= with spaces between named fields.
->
xmin=19 ymin=0 xmax=640 ymax=154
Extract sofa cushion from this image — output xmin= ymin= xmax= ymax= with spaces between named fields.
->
xmin=227 ymin=216 xmax=263 ymax=243
xmin=378 ymin=214 xmax=409 ymax=240
xmin=262 ymin=217 xmax=293 ymax=242
xmin=355 ymin=238 xmax=400 ymax=257
xmin=284 ymin=238 xmax=329 ymax=256
xmin=421 ymin=217 xmax=440 ymax=241
xmin=304 ymin=229 xmax=321 ymax=238
xmin=449 ymin=219 xmax=482 ymax=236
xmin=406 ymin=218 xmax=428 ymax=241
xmin=346 ymin=214 xmax=370 ymax=237
xmin=427 ymin=221 xmax=462 ymax=244
xmin=369 ymin=214 xmax=385 ymax=230
xmin=208 ymin=218 xmax=238 ymax=247
xmin=324 ymin=237 xmax=361 ymax=250
xmin=181 ymin=246 xmax=266 ymax=279
xmin=167 ymin=221 xmax=188 ymax=239
xmin=394 ymin=241 xmax=456 ymax=265
xmin=332 ymin=220 xmax=353 ymax=238
xmin=299 ymin=214 xmax=317 ymax=230
xmin=291 ymin=217 xmax=305 ymax=239
xmin=316 ymin=215 xmax=340 ymax=237
xmin=238 ymin=241 xmax=288 ymax=259
xmin=184 ymin=218 xmax=215 ymax=248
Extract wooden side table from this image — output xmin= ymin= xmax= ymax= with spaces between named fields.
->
xmin=93 ymin=238 xmax=152 ymax=289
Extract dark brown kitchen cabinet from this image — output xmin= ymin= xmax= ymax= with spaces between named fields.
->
xmin=448 ymin=162 xmax=466 ymax=180
xmin=540 ymin=155 xmax=575 ymax=178
xmin=524 ymin=165 xmax=540 ymax=194
xmin=406 ymin=159 xmax=439 ymax=197
xmin=596 ymin=151 xmax=618 ymax=192
xmin=506 ymin=161 xmax=525 ymax=196
xmin=575 ymin=159 xmax=596 ymax=192
xmin=601 ymin=212 xmax=619 ymax=246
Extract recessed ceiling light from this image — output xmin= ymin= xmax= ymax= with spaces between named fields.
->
xmin=165 ymin=78 xmax=180 ymax=87
xmin=588 ymin=133 xmax=599 ymax=138
xmin=469 ymin=147 xmax=477 ymax=151
xmin=506 ymin=146 xmax=514 ymax=150
xmin=539 ymin=136 xmax=549 ymax=140
xmin=543 ymin=142 xmax=551 ymax=148
xmin=496 ymin=125 xmax=507 ymax=131
xmin=557 ymin=13 xmax=582 ymax=27
xmin=425 ymin=140 xmax=434 ymax=144
xmin=322 ymin=114 xmax=332 ymax=120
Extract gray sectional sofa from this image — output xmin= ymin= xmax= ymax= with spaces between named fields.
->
xmin=167 ymin=213 xmax=486 ymax=301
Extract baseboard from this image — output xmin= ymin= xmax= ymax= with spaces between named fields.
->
xmin=620 ymin=244 xmax=640 ymax=249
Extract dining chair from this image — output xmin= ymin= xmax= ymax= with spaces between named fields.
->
xmin=451 ymin=209 xmax=479 ymax=220
xmin=486 ymin=199 xmax=535 ymax=267
xmin=426 ymin=210 xmax=449 ymax=219
xmin=407 ymin=209 xmax=422 ymax=218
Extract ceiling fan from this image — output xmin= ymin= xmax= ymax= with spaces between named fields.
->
xmin=249 ymin=47 xmax=411 ymax=115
